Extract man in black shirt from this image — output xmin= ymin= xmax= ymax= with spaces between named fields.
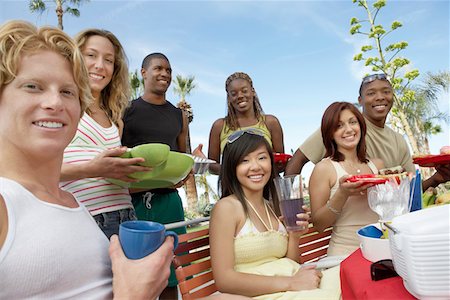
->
xmin=122 ymin=52 xmax=188 ymax=300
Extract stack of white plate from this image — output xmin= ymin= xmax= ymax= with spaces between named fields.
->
xmin=388 ymin=205 xmax=450 ymax=299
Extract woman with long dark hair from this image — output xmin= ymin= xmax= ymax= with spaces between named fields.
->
xmin=309 ymin=101 xmax=384 ymax=256
xmin=209 ymin=130 xmax=340 ymax=299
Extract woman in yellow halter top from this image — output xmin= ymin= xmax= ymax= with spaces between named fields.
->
xmin=209 ymin=131 xmax=341 ymax=299
xmin=205 ymin=72 xmax=285 ymax=174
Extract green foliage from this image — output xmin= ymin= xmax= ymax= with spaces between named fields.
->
xmin=350 ymin=24 xmax=362 ymax=35
xmin=404 ymin=70 xmax=419 ymax=81
xmin=391 ymin=21 xmax=402 ymax=30
xmin=184 ymin=195 xmax=215 ymax=224
xmin=361 ymin=45 xmax=373 ymax=52
xmin=129 ymin=69 xmax=144 ymax=99
xmin=390 ymin=77 xmax=403 ymax=90
xmin=353 ymin=53 xmax=363 ymax=61
xmin=364 ymin=56 xmax=379 ymax=67
xmin=349 ymin=0 xmax=445 ymax=155
xmin=183 ymin=209 xmax=199 ymax=224
xmin=173 ymin=74 xmax=196 ymax=123
xmin=391 ymin=57 xmax=410 ymax=68
xmin=28 ymin=0 xmax=88 ymax=30
xmin=29 ymin=0 xmax=46 ymax=12
xmin=385 ymin=41 xmax=408 ymax=52
xmin=407 ymin=72 xmax=450 ymax=142
xmin=65 ymin=7 xmax=80 ymax=17
xmin=373 ymin=0 xmax=386 ymax=9
xmin=173 ymin=75 xmax=196 ymax=101
xmin=401 ymin=89 xmax=416 ymax=102
xmin=369 ymin=25 xmax=385 ymax=37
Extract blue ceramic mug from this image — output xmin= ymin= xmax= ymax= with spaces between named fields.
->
xmin=119 ymin=220 xmax=178 ymax=260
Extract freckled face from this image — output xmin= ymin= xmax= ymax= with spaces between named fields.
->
xmin=81 ymin=35 xmax=115 ymax=99
xmin=0 ymin=50 xmax=81 ymax=156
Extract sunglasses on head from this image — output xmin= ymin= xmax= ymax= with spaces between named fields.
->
xmin=362 ymin=73 xmax=388 ymax=85
xmin=370 ymin=259 xmax=399 ymax=281
xmin=227 ymin=128 xmax=265 ymax=144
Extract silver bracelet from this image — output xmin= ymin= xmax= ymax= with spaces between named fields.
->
xmin=326 ymin=200 xmax=341 ymax=215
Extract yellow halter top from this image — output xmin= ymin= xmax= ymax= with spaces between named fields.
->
xmin=219 ymin=116 xmax=272 ymax=153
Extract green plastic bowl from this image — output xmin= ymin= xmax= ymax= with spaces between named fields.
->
xmin=109 ymin=152 xmax=194 ymax=190
xmin=123 ymin=143 xmax=170 ymax=167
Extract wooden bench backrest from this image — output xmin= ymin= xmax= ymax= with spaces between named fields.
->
xmin=299 ymin=226 xmax=333 ymax=264
xmin=173 ymin=228 xmax=217 ymax=300
xmin=173 ymin=226 xmax=332 ymax=300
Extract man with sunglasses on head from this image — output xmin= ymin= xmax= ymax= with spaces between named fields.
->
xmin=285 ymin=73 xmax=450 ymax=191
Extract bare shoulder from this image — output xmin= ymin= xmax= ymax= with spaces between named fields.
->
xmin=310 ymin=158 xmax=336 ymax=184
xmin=210 ymin=196 xmax=245 ymax=237
xmin=212 ymin=196 xmax=243 ymax=215
xmin=211 ymin=118 xmax=225 ymax=129
xmin=210 ymin=118 xmax=225 ymax=136
xmin=264 ymin=114 xmax=281 ymax=126
xmin=314 ymin=158 xmax=334 ymax=174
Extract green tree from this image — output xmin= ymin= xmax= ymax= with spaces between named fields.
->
xmin=351 ymin=0 xmax=422 ymax=154
xmin=29 ymin=0 xmax=88 ymax=30
xmin=129 ymin=69 xmax=144 ymax=100
xmin=195 ymin=172 xmax=219 ymax=217
xmin=173 ymin=74 xmax=198 ymax=212
xmin=406 ymin=71 xmax=450 ymax=154
xmin=174 ymin=75 xmax=196 ymax=124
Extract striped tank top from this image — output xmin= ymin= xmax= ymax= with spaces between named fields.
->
xmin=60 ymin=113 xmax=132 ymax=215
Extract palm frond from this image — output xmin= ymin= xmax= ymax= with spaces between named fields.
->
xmin=29 ymin=0 xmax=46 ymax=13
xmin=65 ymin=7 xmax=80 ymax=16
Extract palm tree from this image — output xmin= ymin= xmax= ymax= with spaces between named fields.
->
xmin=195 ymin=173 xmax=219 ymax=216
xmin=129 ymin=69 xmax=144 ymax=100
xmin=402 ymin=71 xmax=450 ymax=178
xmin=173 ymin=75 xmax=198 ymax=211
xmin=29 ymin=0 xmax=88 ymax=30
xmin=407 ymin=71 xmax=449 ymax=154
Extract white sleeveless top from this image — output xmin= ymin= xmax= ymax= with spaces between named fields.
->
xmin=0 ymin=177 xmax=112 ymax=299
xmin=328 ymin=159 xmax=379 ymax=226
xmin=326 ymin=159 xmax=379 ymax=255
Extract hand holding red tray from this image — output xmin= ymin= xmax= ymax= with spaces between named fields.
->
xmin=273 ymin=153 xmax=292 ymax=164
xmin=346 ymin=174 xmax=389 ymax=185
xmin=413 ymin=154 xmax=450 ymax=167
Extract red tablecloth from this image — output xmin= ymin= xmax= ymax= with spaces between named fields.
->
xmin=340 ymin=249 xmax=416 ymax=300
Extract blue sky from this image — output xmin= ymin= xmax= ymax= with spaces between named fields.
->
xmin=1 ymin=0 xmax=449 ymax=188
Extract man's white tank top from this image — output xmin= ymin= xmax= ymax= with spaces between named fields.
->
xmin=0 ymin=177 xmax=112 ymax=299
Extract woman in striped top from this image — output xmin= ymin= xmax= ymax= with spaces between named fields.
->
xmin=60 ymin=29 xmax=149 ymax=238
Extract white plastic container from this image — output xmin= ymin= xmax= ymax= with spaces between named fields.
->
xmin=357 ymin=223 xmax=392 ymax=262
xmin=388 ymin=205 xmax=450 ymax=299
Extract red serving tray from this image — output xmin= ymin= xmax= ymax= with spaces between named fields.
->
xmin=346 ymin=174 xmax=388 ymax=185
xmin=413 ymin=154 xmax=450 ymax=167
xmin=273 ymin=153 xmax=292 ymax=164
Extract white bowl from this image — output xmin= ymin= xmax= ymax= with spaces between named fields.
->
xmin=357 ymin=223 xmax=392 ymax=262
